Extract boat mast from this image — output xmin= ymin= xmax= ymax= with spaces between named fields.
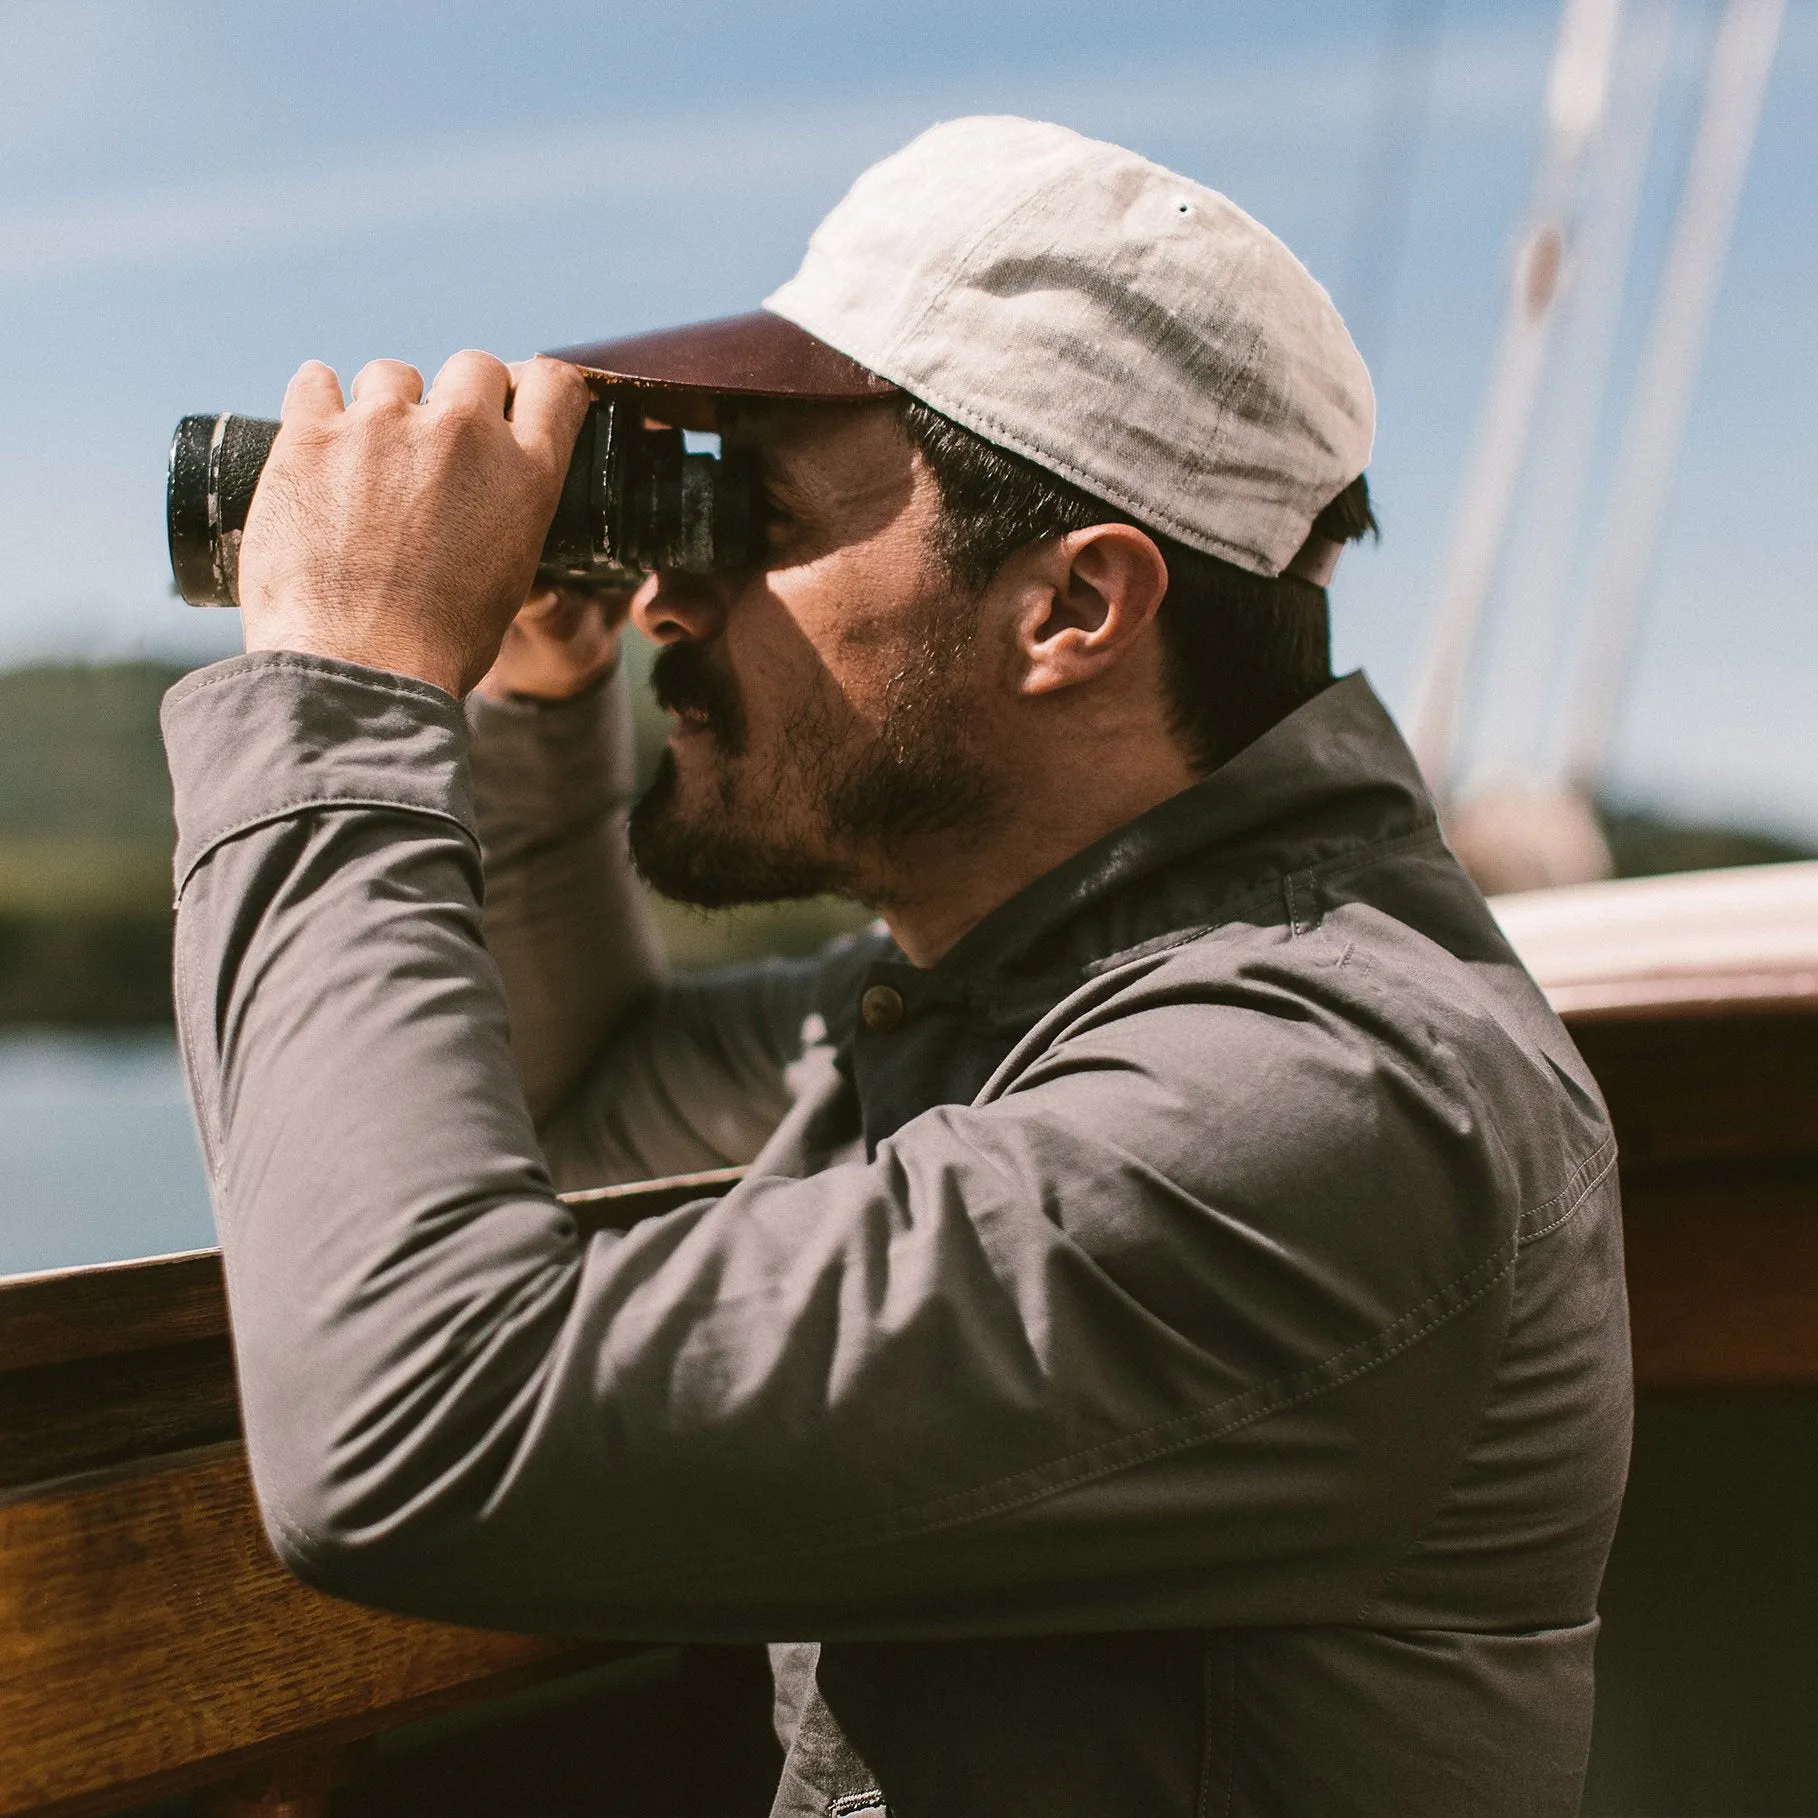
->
xmin=1557 ymin=0 xmax=1785 ymax=790
xmin=1471 ymin=0 xmax=1678 ymax=788
xmin=1405 ymin=0 xmax=1624 ymax=794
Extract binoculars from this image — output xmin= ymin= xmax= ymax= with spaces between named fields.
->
xmin=166 ymin=386 xmax=764 ymax=608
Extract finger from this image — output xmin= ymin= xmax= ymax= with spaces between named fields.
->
xmin=503 ymin=358 xmax=547 ymax=410
xmin=508 ymin=356 xmax=593 ymax=466
xmin=519 ymin=588 xmax=593 ymax=639
xmin=350 ymin=359 xmax=425 ymax=406
xmin=282 ymin=360 xmax=344 ymax=423
xmin=432 ymin=348 xmax=513 ymax=416
xmin=517 ymin=587 xmax=565 ymax=627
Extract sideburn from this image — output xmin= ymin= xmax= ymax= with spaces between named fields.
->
xmin=815 ymin=593 xmax=1001 ymax=849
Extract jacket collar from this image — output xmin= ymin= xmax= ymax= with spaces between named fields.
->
xmin=923 ymin=673 xmax=1439 ymax=990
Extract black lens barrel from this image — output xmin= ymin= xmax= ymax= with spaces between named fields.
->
xmin=166 ymin=414 xmax=280 ymax=607
xmin=166 ymin=389 xmax=762 ymax=608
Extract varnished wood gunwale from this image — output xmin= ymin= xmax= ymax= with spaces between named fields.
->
xmin=0 ymin=1249 xmax=226 ymax=1374
xmin=0 ymin=1171 xmax=744 ymax=1817
xmin=0 ymin=1169 xmax=750 ymax=1376
xmin=1 ymin=1010 xmax=1814 ymax=1501
xmin=0 ymin=1441 xmax=619 ymax=1818
xmin=0 ymin=1174 xmax=750 ymax=1492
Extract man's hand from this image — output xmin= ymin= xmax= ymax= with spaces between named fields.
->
xmin=238 ymin=351 xmax=593 ymax=699
xmin=477 ymin=585 xmax=637 ymax=703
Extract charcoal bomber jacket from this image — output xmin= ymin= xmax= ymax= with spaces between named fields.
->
xmin=161 ymin=656 xmax=1632 ymax=1818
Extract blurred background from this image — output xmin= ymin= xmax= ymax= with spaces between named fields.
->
xmin=2 ymin=1 xmax=1811 ymax=1225
xmin=1 ymin=4 xmax=1813 ymax=1810
xmin=5 ymin=0 xmax=1813 ymax=1242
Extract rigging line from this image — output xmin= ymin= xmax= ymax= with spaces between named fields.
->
xmin=1560 ymin=0 xmax=1785 ymax=789
xmin=1470 ymin=0 xmax=1679 ymax=788
xmin=1340 ymin=0 xmax=1445 ymax=371
xmin=1404 ymin=0 xmax=1625 ymax=795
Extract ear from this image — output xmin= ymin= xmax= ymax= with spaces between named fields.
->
xmin=1007 ymin=524 xmax=1171 ymax=698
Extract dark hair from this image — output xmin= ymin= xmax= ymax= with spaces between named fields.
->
xmin=898 ymin=399 xmax=1376 ymax=774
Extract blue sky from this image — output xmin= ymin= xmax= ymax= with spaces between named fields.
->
xmin=3 ymin=0 xmax=1814 ymax=837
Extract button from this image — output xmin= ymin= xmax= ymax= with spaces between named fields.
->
xmin=860 ymin=984 xmax=905 ymax=1032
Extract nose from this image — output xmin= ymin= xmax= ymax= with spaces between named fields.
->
xmin=632 ymin=572 xmax=730 ymax=646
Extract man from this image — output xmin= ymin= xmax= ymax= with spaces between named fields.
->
xmin=162 ymin=117 xmax=1631 ymax=1816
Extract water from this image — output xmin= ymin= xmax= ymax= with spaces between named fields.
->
xmin=0 ymin=1029 xmax=214 ymax=1277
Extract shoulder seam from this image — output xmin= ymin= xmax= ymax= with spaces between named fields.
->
xmin=1518 ymin=1135 xmax=1618 ymax=1246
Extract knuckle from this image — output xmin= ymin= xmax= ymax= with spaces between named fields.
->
xmin=283 ymin=417 xmax=338 ymax=455
xmin=550 ymin=360 xmax=591 ymax=403
xmin=359 ymin=358 xmax=420 ymax=387
xmin=424 ymin=414 xmax=474 ymax=460
xmin=430 ymin=395 xmax=492 ymax=441
xmin=445 ymin=348 xmax=509 ymax=386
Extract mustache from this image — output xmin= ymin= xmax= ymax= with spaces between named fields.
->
xmin=651 ymin=641 xmax=746 ymax=750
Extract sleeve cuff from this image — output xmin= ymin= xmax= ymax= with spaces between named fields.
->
xmin=161 ymin=650 xmax=477 ymax=898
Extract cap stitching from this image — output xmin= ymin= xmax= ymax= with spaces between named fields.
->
xmin=894 ymin=368 xmax=1290 ymax=573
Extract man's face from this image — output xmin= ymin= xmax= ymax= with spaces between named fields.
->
xmin=628 ymin=400 xmax=1002 ymax=908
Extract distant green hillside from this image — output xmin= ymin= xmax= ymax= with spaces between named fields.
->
xmin=0 ymin=662 xmax=188 ymax=1024
xmin=0 ymin=661 xmax=189 ymax=843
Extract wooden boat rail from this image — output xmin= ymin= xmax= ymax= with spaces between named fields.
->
xmin=1491 ymin=863 xmax=1818 ymax=1388
xmin=4 ymin=866 xmax=1816 ymax=1814
xmin=0 ymin=1172 xmax=739 ymax=1818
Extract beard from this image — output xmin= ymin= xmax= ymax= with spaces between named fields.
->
xmin=628 ymin=601 xmax=1000 ymax=909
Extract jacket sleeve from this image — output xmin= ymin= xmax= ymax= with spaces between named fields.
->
xmin=164 ymin=654 xmax=1534 ymax=1644
xmin=463 ymin=671 xmax=812 ymax=1184
xmin=464 ymin=669 xmax=664 ymax=1126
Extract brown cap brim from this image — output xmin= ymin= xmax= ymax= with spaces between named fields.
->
xmin=545 ymin=309 xmax=898 ymax=403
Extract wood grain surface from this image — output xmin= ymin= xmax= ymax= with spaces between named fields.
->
xmin=0 ymin=1335 xmax=239 ymax=1492
xmin=0 ymin=1172 xmax=740 ymax=1816
xmin=1569 ymin=1011 xmax=1818 ymax=1170
xmin=0 ymin=1252 xmax=225 ymax=1374
xmin=0 ymin=1443 xmax=598 ymax=1817
xmin=1625 ymin=1167 xmax=1818 ymax=1387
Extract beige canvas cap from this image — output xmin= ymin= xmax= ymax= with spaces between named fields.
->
xmin=552 ymin=115 xmax=1373 ymax=579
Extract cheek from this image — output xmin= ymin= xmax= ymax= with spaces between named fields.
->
xmin=762 ymin=544 xmax=938 ymax=716
xmin=713 ymin=577 xmax=849 ymax=756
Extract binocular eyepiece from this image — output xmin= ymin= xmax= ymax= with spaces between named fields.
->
xmin=166 ymin=387 xmax=764 ymax=608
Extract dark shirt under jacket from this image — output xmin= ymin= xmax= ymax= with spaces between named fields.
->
xmin=162 ymin=658 xmax=1632 ymax=1818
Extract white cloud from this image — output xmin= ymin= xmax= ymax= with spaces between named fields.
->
xmin=0 ymin=27 xmax=1553 ymax=292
